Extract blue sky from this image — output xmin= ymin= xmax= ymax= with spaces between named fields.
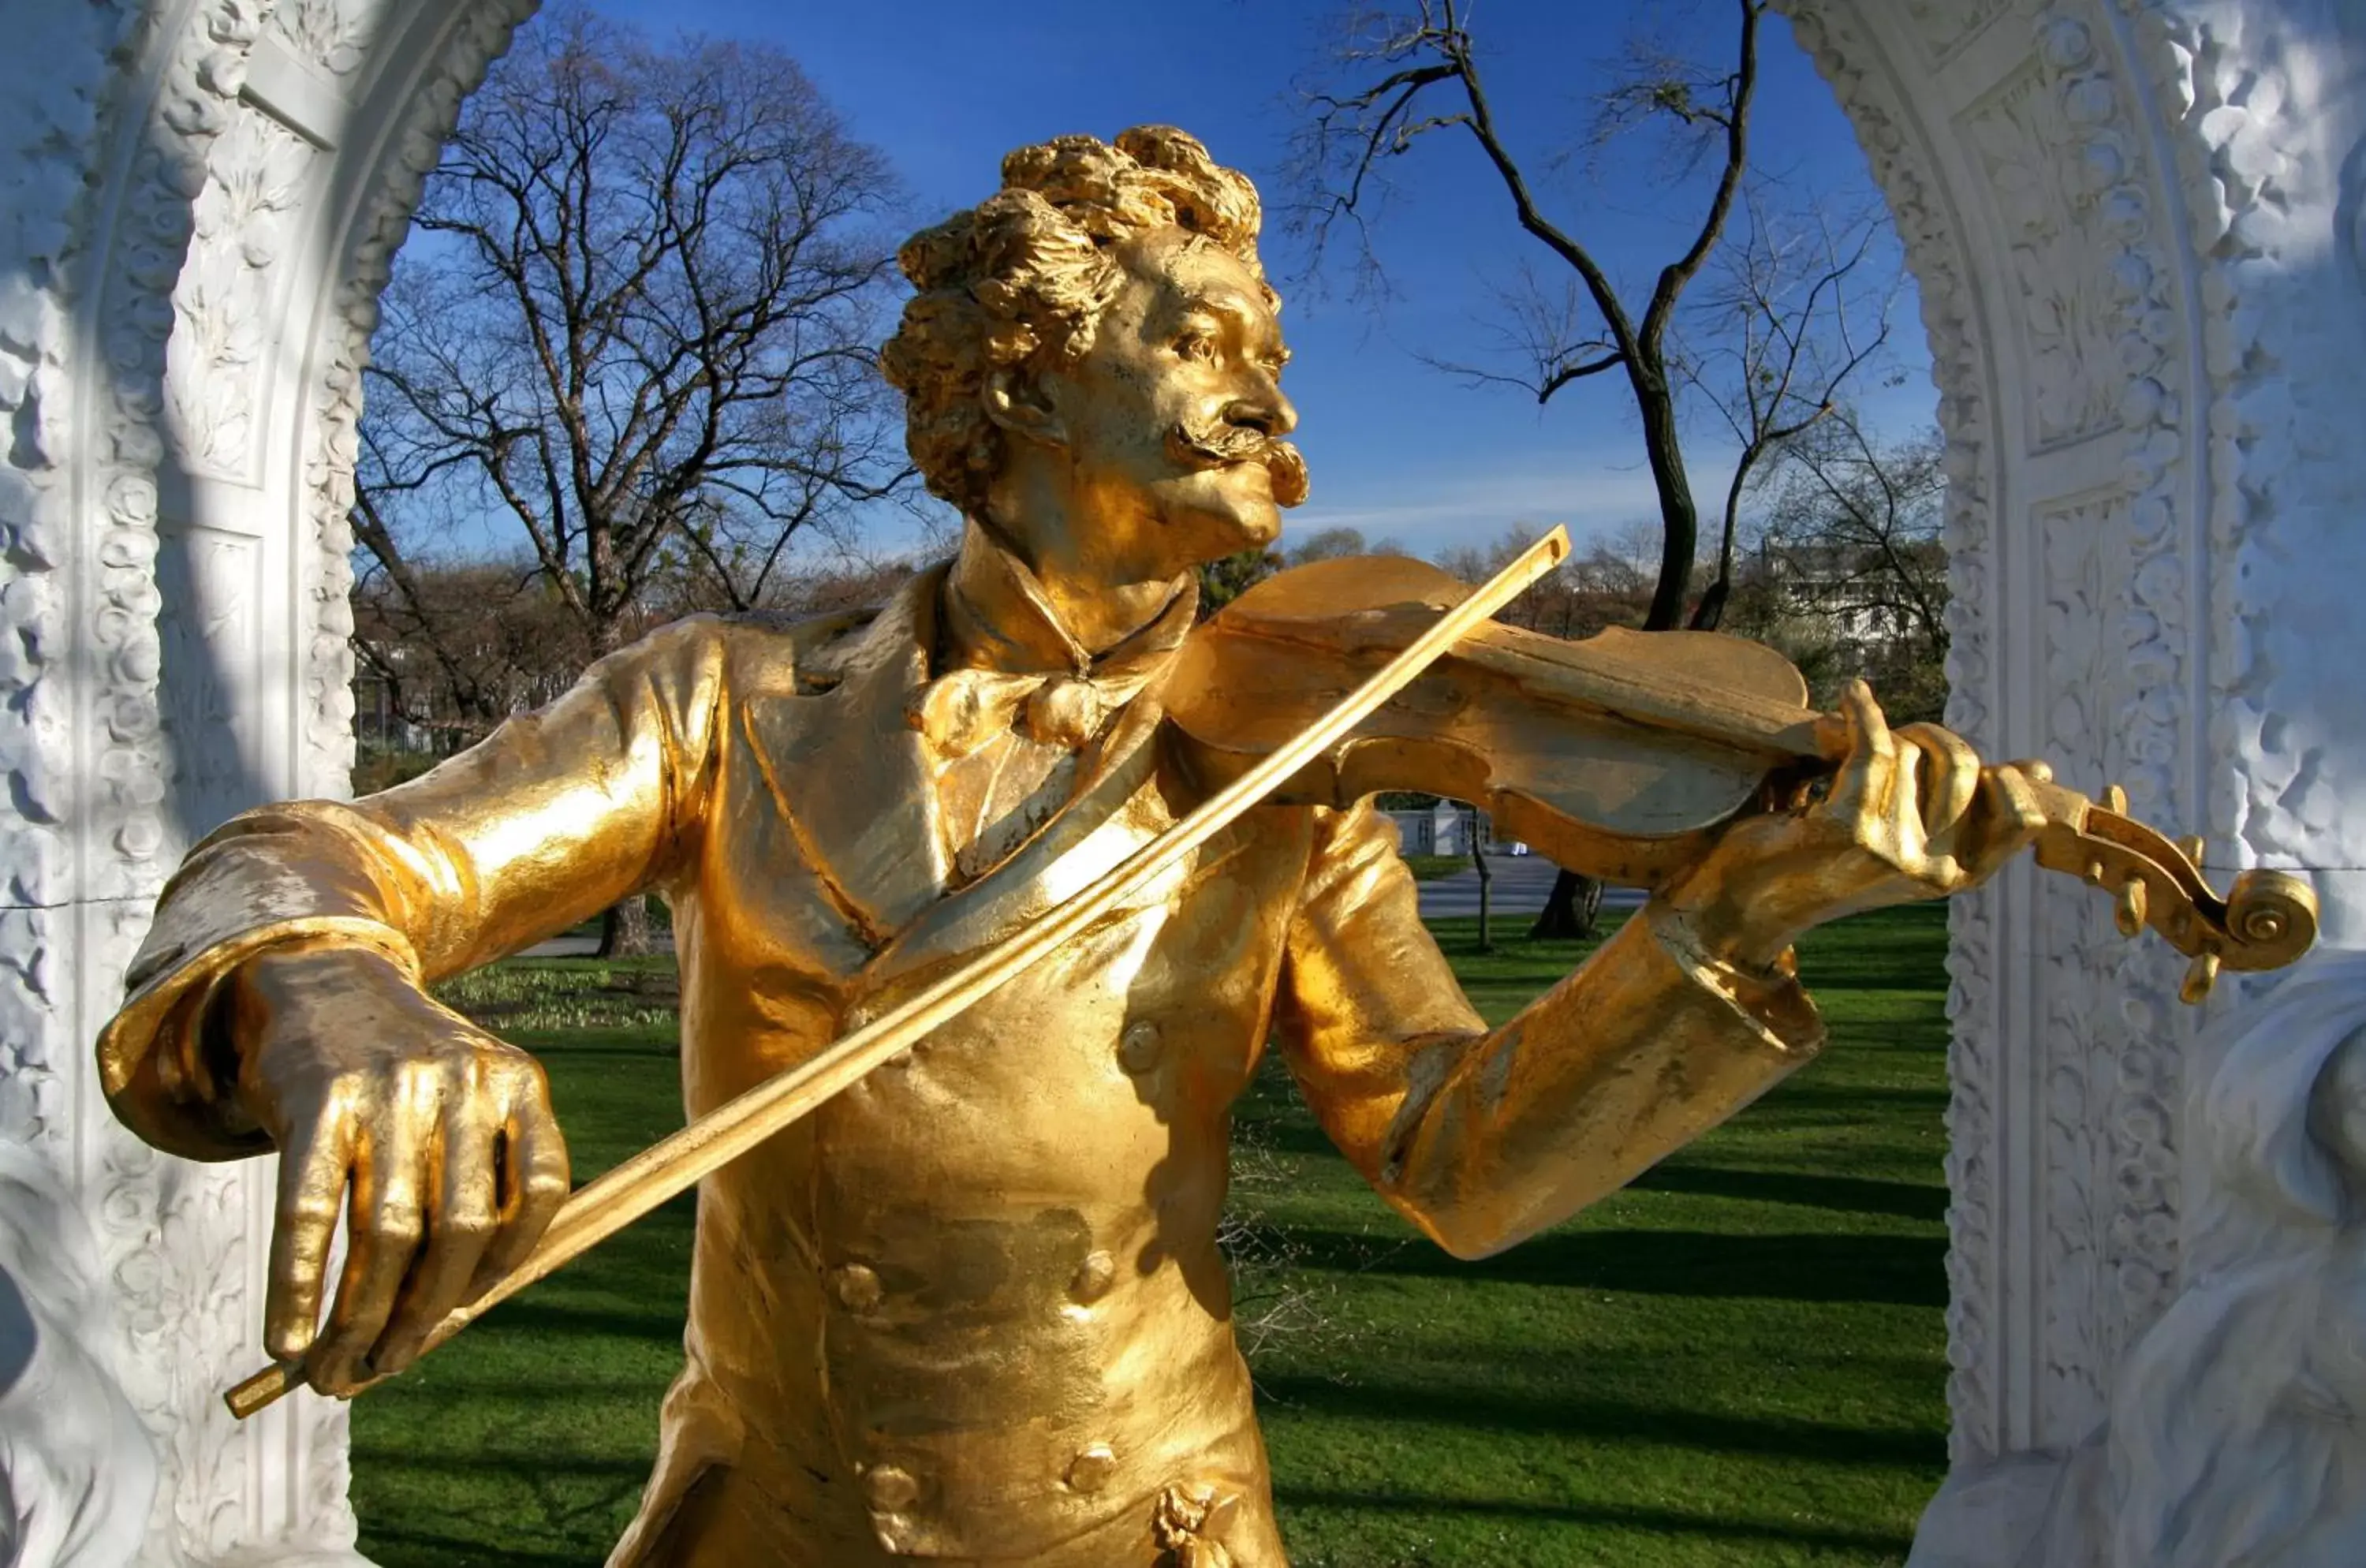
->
xmin=571 ymin=0 xmax=1935 ymax=563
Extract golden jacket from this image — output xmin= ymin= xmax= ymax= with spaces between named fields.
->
xmin=97 ymin=566 xmax=1822 ymax=1566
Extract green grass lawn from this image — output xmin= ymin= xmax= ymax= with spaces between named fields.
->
xmin=351 ymin=905 xmax=1952 ymax=1566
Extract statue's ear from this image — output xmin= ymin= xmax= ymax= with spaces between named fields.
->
xmin=983 ymin=364 xmax=1068 ymax=450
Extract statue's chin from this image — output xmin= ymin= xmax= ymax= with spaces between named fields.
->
xmin=1177 ymin=511 xmax=1281 ymax=569
xmin=1230 ymin=504 xmax=1284 ymax=550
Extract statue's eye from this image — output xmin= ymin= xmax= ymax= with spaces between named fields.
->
xmin=1174 ymin=333 xmax=1217 ymax=364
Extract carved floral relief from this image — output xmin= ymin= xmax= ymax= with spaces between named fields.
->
xmin=1962 ymin=58 xmax=2129 ymax=451
xmin=1903 ymin=0 xmax=2014 ymax=67
xmin=155 ymin=526 xmax=259 ymax=839
xmin=2036 ymin=490 xmax=2125 ymax=1443
xmin=168 ymin=108 xmax=315 ymax=484
xmin=267 ymin=0 xmax=379 ymax=79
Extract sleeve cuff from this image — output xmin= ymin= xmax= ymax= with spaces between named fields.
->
xmin=1644 ymin=898 xmax=1825 ymax=1060
xmin=97 ymin=915 xmax=419 ymax=1161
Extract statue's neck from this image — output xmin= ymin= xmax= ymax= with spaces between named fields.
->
xmin=942 ymin=518 xmax=1194 ymax=676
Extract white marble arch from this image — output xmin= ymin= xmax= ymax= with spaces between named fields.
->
xmin=2 ymin=0 xmax=2364 ymax=1562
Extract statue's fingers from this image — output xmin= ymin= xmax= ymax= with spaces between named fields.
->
xmin=1897 ymin=722 xmax=1980 ymax=841
xmin=265 ymin=1111 xmax=353 ymax=1364
xmin=371 ymin=1114 xmax=497 ymax=1377
xmin=1827 ymin=679 xmax=1898 ymax=824
xmin=310 ymin=1107 xmax=427 ymax=1396
xmin=1954 ymin=764 xmax=2050 ymax=884
xmin=470 ymin=1066 xmax=569 ymax=1296
xmin=1886 ymin=739 xmax=1963 ymax=887
xmin=1993 ymin=763 xmax=2049 ymax=854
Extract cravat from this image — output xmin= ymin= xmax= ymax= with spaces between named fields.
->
xmin=905 ymin=538 xmax=1200 ymax=756
xmin=906 ymin=661 xmax=1160 ymax=756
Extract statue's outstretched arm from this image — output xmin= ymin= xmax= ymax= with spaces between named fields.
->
xmin=1278 ymin=683 xmax=2044 ymax=1260
xmin=94 ymin=614 xmax=730 ymax=1394
xmin=1273 ymin=799 xmax=1823 ymax=1261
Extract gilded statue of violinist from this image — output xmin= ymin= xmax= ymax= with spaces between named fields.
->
xmin=97 ymin=128 xmax=2050 ymax=1566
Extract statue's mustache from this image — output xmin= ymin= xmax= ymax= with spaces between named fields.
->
xmin=1167 ymin=415 xmax=1309 ymax=509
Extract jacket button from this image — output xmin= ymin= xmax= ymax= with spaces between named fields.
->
xmin=832 ymin=1263 xmax=883 ymax=1312
xmin=1065 ymin=1443 xmax=1117 ymax=1494
xmin=1118 ymin=1019 xmax=1162 ymax=1073
xmin=1069 ymin=1249 xmax=1116 ymax=1305
xmin=864 ymin=1463 xmax=920 ymax=1511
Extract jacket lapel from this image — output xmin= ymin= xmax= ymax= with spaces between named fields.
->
xmin=742 ymin=567 xmax=950 ymax=948
xmin=856 ymin=691 xmax=1171 ymax=991
xmin=744 ymin=561 xmax=1225 ymax=986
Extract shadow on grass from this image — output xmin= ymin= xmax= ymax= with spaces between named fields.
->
xmin=1230 ymin=1107 xmax=1947 ymax=1226
xmin=360 ymin=1530 xmax=601 ymax=1568
xmin=477 ymin=1300 xmax=689 ymax=1342
xmin=357 ymin=1452 xmax=651 ymax=1566
xmin=1256 ymin=1372 xmax=1946 ymax=1469
xmin=1290 ymin=1226 xmax=1946 ymax=1306
xmin=353 ymin=1447 xmax=656 ymax=1480
xmin=1276 ymin=1488 xmax=1914 ymax=1557
xmin=1627 ymin=1163 xmax=1947 ymax=1222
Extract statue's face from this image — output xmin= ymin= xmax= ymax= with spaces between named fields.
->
xmin=1021 ymin=230 xmax=1306 ymax=573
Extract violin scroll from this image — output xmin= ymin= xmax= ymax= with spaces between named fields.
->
xmin=2028 ymin=776 xmax=2318 ymax=1003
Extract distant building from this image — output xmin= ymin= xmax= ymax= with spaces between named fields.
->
xmin=1751 ymin=538 xmax=1943 ymax=663
xmin=1383 ymin=801 xmax=1495 ymax=857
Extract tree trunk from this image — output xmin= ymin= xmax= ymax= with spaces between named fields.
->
xmin=1633 ymin=377 xmax=1700 ymax=634
xmin=597 ymin=894 xmax=655 ymax=957
xmin=1529 ymin=868 xmax=1606 ymax=942
xmin=1471 ymin=827 xmax=1493 ymax=953
xmin=1688 ymin=574 xmax=1730 ymax=632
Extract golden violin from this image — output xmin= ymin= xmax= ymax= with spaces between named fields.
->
xmin=1166 ymin=551 xmax=2316 ymax=1003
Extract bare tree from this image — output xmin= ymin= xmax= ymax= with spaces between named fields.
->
xmin=1295 ymin=0 xmax=1905 ymax=937
xmin=1739 ymin=416 xmax=1949 ymax=723
xmin=1671 ymin=187 xmax=1898 ymax=625
xmin=350 ymin=554 xmax=592 ymax=745
xmin=1298 ymin=0 xmax=1774 ymax=631
xmin=356 ymin=4 xmax=909 ymax=951
xmin=1288 ymin=525 xmax=1408 ymax=565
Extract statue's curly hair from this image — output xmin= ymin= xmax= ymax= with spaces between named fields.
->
xmin=879 ymin=126 xmax=1272 ymax=518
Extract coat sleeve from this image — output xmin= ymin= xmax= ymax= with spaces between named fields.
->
xmin=94 ymin=615 xmax=733 ymax=1161
xmin=1273 ymin=801 xmax=1825 ymax=1259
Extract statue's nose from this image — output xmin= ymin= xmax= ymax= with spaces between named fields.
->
xmin=1225 ymin=388 xmax=1297 ymax=439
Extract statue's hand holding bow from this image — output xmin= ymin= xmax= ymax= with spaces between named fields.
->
xmin=1660 ymin=679 xmax=2051 ymax=971
xmin=221 ymin=940 xmax=570 ymax=1396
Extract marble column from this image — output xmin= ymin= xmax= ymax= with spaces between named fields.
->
xmin=0 ymin=2 xmax=528 ymax=1561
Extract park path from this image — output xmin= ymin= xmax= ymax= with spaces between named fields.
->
xmin=1416 ymin=853 xmax=1646 ymax=920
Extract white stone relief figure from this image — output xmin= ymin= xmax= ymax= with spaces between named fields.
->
xmin=0 ymin=1141 xmax=158 ymax=1568
xmin=2088 ymin=952 xmax=2366 ymax=1566
xmin=2017 ymin=953 xmax=2366 ymax=1567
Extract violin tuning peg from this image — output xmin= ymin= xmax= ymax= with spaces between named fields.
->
xmin=2180 ymin=949 xmax=2222 ymax=1006
xmin=2103 ymin=783 xmax=2128 ymax=816
xmin=2084 ymin=857 xmax=2107 ymax=887
xmin=2178 ymin=834 xmax=2206 ymax=868
xmin=2114 ymin=877 xmax=2148 ymax=939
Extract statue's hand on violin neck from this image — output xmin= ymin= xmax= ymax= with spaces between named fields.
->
xmin=1659 ymin=679 xmax=2049 ymax=971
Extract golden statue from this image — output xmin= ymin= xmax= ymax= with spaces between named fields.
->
xmin=94 ymin=128 xmax=2313 ymax=1566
